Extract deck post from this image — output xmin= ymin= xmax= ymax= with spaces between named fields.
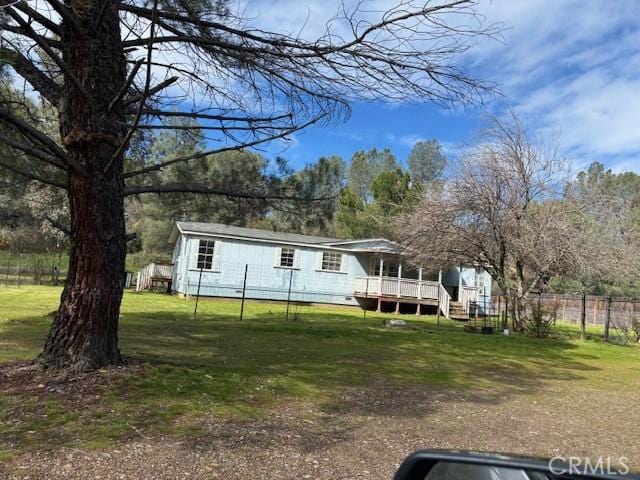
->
xmin=416 ymin=267 xmax=423 ymax=316
xmin=438 ymin=268 xmax=442 ymax=284
xmin=395 ymin=262 xmax=402 ymax=314
xmin=376 ymin=257 xmax=384 ymax=312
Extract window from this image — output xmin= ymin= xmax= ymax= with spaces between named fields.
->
xmin=279 ymin=247 xmax=296 ymax=268
xmin=321 ymin=252 xmax=342 ymax=272
xmin=197 ymin=239 xmax=215 ymax=270
xmin=373 ymin=259 xmax=400 ymax=277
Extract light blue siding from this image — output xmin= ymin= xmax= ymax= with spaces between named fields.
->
xmin=459 ymin=266 xmax=493 ymax=313
xmin=173 ymin=234 xmax=368 ymax=305
xmin=439 ymin=265 xmax=493 ymax=314
xmin=171 ymin=232 xmax=493 ymax=310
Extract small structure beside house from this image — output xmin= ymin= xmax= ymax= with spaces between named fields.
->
xmin=136 ymin=262 xmax=173 ymax=292
xmin=168 ymin=221 xmax=492 ymax=318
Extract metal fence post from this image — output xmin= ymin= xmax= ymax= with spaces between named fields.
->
xmin=580 ymin=287 xmax=587 ymax=340
xmin=4 ymin=254 xmax=10 ymax=287
xmin=604 ymin=295 xmax=612 ymax=341
xmin=285 ymin=269 xmax=293 ymax=321
xmin=16 ymin=254 xmax=22 ymax=287
xmin=193 ymin=266 xmax=204 ymax=320
xmin=239 ymin=264 xmax=248 ymax=321
xmin=363 ymin=277 xmax=369 ymax=321
xmin=505 ymin=295 xmax=511 ymax=332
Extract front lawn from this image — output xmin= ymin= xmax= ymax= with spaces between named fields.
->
xmin=1 ymin=286 xmax=639 ymax=467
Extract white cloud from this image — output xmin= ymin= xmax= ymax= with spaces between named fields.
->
xmin=385 ymin=133 xmax=426 ymax=148
xmin=467 ymin=0 xmax=640 ymax=171
xmin=242 ymin=0 xmax=640 ymax=171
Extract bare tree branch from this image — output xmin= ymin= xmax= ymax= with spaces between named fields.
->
xmin=44 ymin=215 xmax=70 ymax=236
xmin=4 ymin=6 xmax=91 ymax=99
xmin=123 ymin=114 xmax=326 ymax=179
xmin=123 ymin=182 xmax=334 ymax=202
xmin=138 ymin=109 xmax=292 ymax=124
xmin=108 ymin=58 xmax=145 ymax=112
xmin=120 ymin=77 xmax=179 ymax=108
xmin=0 ymin=105 xmax=75 ymax=168
xmin=0 ymin=132 xmax=67 ymax=170
xmin=106 ymin=0 xmax=160 ymax=173
xmin=0 ymin=156 xmax=67 ymax=189
xmin=11 ymin=1 xmax=62 ymax=35
xmin=0 ymin=47 xmax=62 ymax=105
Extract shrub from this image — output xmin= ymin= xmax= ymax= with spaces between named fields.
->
xmin=525 ymin=298 xmax=557 ymax=338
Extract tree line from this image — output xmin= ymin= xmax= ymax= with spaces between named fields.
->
xmin=1 ymin=106 xmax=448 ymax=263
xmin=4 ymin=108 xmax=639 ymax=326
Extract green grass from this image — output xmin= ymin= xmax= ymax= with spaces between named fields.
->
xmin=1 ymin=286 xmax=639 ymax=458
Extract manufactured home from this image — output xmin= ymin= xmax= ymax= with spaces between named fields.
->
xmin=168 ymin=221 xmax=492 ymax=318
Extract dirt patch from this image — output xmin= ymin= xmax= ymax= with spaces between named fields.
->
xmin=0 ymin=360 xmax=143 ymax=402
xmin=1 ymin=377 xmax=638 ymax=480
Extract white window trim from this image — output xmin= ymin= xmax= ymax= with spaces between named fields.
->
xmin=274 ymin=246 xmax=300 ymax=270
xmin=189 ymin=238 xmax=221 ymax=272
xmin=317 ymin=251 xmax=347 ymax=274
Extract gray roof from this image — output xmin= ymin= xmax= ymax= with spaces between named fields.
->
xmin=176 ymin=221 xmax=343 ymax=245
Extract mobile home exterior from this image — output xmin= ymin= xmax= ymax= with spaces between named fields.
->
xmin=168 ymin=221 xmax=492 ymax=317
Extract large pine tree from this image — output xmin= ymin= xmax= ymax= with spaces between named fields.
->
xmin=0 ymin=0 xmax=495 ymax=371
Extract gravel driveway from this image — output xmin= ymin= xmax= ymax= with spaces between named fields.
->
xmin=3 ymin=379 xmax=638 ymax=480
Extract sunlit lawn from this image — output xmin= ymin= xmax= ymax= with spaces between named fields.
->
xmin=1 ymin=286 xmax=638 ymax=458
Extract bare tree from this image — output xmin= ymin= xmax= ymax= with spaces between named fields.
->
xmin=563 ymin=175 xmax=640 ymax=338
xmin=0 ymin=0 xmax=497 ymax=371
xmin=400 ymin=115 xmax=579 ymax=331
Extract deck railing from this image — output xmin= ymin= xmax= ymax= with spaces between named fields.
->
xmin=353 ymin=276 xmax=440 ymax=301
xmin=459 ymin=285 xmax=480 ymax=314
xmin=438 ymin=283 xmax=451 ymax=318
xmin=354 ymin=276 xmax=470 ymax=319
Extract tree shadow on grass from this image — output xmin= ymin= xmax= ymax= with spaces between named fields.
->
xmin=116 ymin=308 xmax=600 ymax=412
xmin=0 ymin=303 xmax=606 ymax=457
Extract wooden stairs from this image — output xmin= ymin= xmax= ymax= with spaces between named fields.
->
xmin=448 ymin=301 xmax=470 ymax=321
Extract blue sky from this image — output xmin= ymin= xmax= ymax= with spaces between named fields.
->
xmin=244 ymin=0 xmax=640 ymax=173
xmin=263 ymin=102 xmax=480 ymax=170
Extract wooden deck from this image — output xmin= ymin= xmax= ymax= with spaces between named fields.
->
xmin=353 ymin=276 xmax=479 ymax=319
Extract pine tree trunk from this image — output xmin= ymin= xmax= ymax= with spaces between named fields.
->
xmin=39 ymin=1 xmax=128 ymax=372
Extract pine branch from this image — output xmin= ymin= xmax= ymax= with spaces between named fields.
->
xmin=0 ymin=157 xmax=67 ymax=189
xmin=0 ymin=106 xmax=75 ymax=169
xmin=0 ymin=47 xmax=62 ymax=105
xmin=123 ymin=114 xmax=326 ymax=179
xmin=0 ymin=132 xmax=67 ymax=170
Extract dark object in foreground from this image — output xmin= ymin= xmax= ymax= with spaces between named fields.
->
xmin=395 ymin=450 xmax=638 ymax=480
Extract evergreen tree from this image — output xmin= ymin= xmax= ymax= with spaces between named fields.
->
xmin=407 ymin=139 xmax=447 ymax=184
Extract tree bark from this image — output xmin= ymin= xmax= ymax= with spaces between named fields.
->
xmin=39 ymin=1 xmax=128 ymax=372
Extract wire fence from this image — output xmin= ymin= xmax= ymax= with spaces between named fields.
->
xmin=5 ymin=252 xmax=639 ymax=343
xmin=180 ymin=260 xmax=360 ymax=311
xmin=489 ymin=293 xmax=640 ymax=343
xmin=0 ymin=253 xmax=66 ymax=287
